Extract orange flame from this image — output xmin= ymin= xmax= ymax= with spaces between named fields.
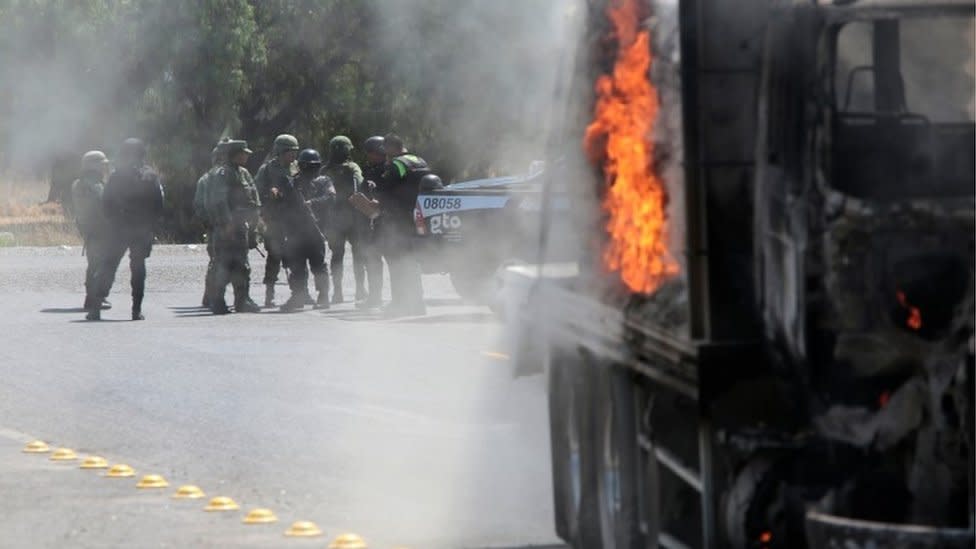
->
xmin=584 ymin=0 xmax=678 ymax=295
xmin=896 ymin=290 xmax=922 ymax=331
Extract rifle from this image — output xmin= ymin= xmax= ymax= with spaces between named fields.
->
xmin=292 ymin=178 xmax=329 ymax=243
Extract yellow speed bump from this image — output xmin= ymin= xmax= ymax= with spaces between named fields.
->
xmin=243 ymin=508 xmax=278 ymax=524
xmin=50 ymin=448 xmax=78 ymax=461
xmin=22 ymin=440 xmax=50 ymax=453
xmin=172 ymin=485 xmax=206 ymax=499
xmin=79 ymin=456 xmax=109 ymax=469
xmin=204 ymin=496 xmax=240 ymax=512
xmin=284 ymin=521 xmax=323 ymax=537
xmin=329 ymin=533 xmax=368 ymax=549
xmin=105 ymin=464 xmax=135 ymax=478
xmin=136 ymin=474 xmax=169 ymax=489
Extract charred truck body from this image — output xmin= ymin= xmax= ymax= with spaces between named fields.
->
xmin=508 ymin=0 xmax=975 ymax=548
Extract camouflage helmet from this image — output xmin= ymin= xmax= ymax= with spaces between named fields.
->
xmin=224 ymin=139 xmax=253 ymax=156
xmin=273 ymin=134 xmax=300 ymax=154
xmin=81 ymin=150 xmax=109 ymax=172
xmin=329 ymin=135 xmax=354 ymax=153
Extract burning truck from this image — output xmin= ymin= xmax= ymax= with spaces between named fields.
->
xmin=504 ymin=0 xmax=975 ymax=548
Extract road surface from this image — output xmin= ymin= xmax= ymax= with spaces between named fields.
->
xmin=0 ymin=245 xmax=559 ymax=549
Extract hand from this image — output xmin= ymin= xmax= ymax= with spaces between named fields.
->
xmin=270 ymin=187 xmax=281 ymax=198
xmin=305 ymin=200 xmax=312 ymax=206
xmin=366 ymin=180 xmax=377 ymax=191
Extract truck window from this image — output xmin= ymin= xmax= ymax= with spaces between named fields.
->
xmin=830 ymin=16 xmax=975 ymax=200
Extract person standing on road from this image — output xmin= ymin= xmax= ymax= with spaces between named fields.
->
xmin=85 ymin=138 xmax=164 ymax=321
xmin=279 ymin=149 xmax=335 ymax=312
xmin=321 ymin=136 xmax=365 ymax=304
xmin=193 ymin=139 xmax=228 ymax=309
xmin=72 ymin=150 xmax=112 ymax=312
xmin=375 ymin=133 xmax=430 ymax=317
xmin=254 ymin=134 xmax=300 ymax=308
xmin=356 ymin=135 xmax=387 ymax=309
xmin=205 ymin=140 xmax=262 ymax=315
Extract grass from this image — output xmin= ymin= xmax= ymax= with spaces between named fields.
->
xmin=0 ymin=176 xmax=81 ymax=247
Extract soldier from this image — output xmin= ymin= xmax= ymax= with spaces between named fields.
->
xmin=376 ymin=133 xmax=431 ymax=317
xmin=321 ymin=135 xmax=365 ymax=304
xmin=357 ymin=135 xmax=387 ymax=309
xmin=205 ymin=140 xmax=262 ymax=315
xmin=71 ymin=150 xmax=112 ymax=312
xmin=85 ymin=138 xmax=164 ymax=321
xmin=279 ymin=149 xmax=335 ymax=312
xmin=193 ymin=139 xmax=228 ymax=308
xmin=254 ymin=134 xmax=300 ymax=307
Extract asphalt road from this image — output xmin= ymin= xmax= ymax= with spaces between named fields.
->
xmin=0 ymin=245 xmax=559 ymax=549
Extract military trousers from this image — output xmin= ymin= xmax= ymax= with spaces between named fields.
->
xmin=212 ymin=225 xmax=252 ymax=306
xmin=262 ymin=224 xmax=285 ymax=286
xmin=83 ymin=233 xmax=110 ymax=305
xmin=326 ymin=213 xmax=365 ymax=299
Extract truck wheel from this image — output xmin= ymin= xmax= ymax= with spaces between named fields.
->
xmin=594 ymin=365 xmax=644 ymax=549
xmin=548 ymin=352 xmax=585 ymax=542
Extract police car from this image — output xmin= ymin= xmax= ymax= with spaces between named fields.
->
xmin=413 ymin=162 xmax=571 ymax=305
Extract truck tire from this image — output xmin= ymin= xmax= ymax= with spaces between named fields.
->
xmin=548 ymin=351 xmax=585 ymax=542
xmin=594 ymin=365 xmax=644 ymax=549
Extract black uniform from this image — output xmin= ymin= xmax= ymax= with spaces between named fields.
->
xmin=360 ymin=161 xmax=386 ymax=307
xmin=281 ymin=172 xmax=334 ymax=308
xmin=376 ymin=153 xmax=430 ymax=315
xmin=91 ymin=163 xmax=164 ymax=319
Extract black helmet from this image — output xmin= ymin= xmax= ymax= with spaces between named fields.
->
xmin=363 ymin=136 xmax=385 ymax=154
xmin=297 ymin=148 xmax=322 ymax=170
xmin=119 ymin=138 xmax=146 ymax=164
xmin=419 ymin=174 xmax=444 ymax=191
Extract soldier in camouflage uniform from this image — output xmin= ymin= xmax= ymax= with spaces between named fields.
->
xmin=254 ymin=134 xmax=300 ymax=307
xmin=205 ymin=140 xmax=262 ymax=315
xmin=72 ymin=150 xmax=112 ymax=312
xmin=193 ymin=139 xmax=228 ymax=308
xmin=321 ymin=135 xmax=366 ymax=304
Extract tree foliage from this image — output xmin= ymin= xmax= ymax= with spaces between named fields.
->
xmin=0 ymin=0 xmax=566 ymax=241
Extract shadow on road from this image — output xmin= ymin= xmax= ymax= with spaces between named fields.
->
xmin=394 ymin=312 xmax=496 ymax=324
xmin=40 ymin=307 xmax=87 ymax=314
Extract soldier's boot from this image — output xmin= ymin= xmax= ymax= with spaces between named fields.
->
xmin=313 ymin=273 xmax=330 ymax=310
xmin=235 ymin=297 xmax=262 ymax=313
xmin=201 ymin=291 xmax=210 ymax=309
xmin=101 ymin=299 xmax=112 ymax=310
xmin=331 ymin=273 xmax=344 ymax=304
xmin=131 ymin=294 xmax=145 ymax=321
xmin=264 ymin=284 xmax=275 ymax=308
xmin=85 ymin=299 xmax=102 ymax=321
xmin=84 ymin=295 xmax=93 ymax=310
xmin=280 ymin=292 xmax=308 ymax=313
xmin=211 ymin=298 xmax=230 ymax=315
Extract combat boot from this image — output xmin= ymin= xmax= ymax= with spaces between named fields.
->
xmin=264 ymin=284 xmax=275 ymax=308
xmin=235 ymin=298 xmax=261 ymax=313
xmin=315 ymin=291 xmax=330 ymax=310
xmin=132 ymin=296 xmax=145 ymax=321
xmin=211 ymin=296 xmax=230 ymax=315
xmin=331 ymin=273 xmax=344 ymax=304
xmin=280 ymin=292 xmax=308 ymax=313
xmin=85 ymin=308 xmax=102 ymax=321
